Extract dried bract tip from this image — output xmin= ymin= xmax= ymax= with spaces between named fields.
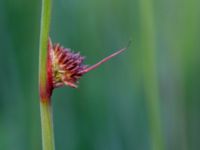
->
xmin=48 ymin=37 xmax=128 ymax=89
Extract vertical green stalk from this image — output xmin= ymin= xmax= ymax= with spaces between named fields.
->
xmin=40 ymin=100 xmax=55 ymax=150
xmin=139 ymin=0 xmax=165 ymax=150
xmin=38 ymin=0 xmax=54 ymax=150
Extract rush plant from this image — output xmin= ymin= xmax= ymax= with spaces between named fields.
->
xmin=38 ymin=0 xmax=128 ymax=150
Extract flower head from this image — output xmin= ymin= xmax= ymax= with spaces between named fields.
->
xmin=48 ymin=38 xmax=129 ymax=90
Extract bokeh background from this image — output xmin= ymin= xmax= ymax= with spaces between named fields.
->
xmin=0 ymin=0 xmax=200 ymax=150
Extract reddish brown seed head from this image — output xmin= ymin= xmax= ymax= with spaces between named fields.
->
xmin=48 ymin=37 xmax=129 ymax=89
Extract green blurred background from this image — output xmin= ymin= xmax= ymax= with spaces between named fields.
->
xmin=0 ymin=0 xmax=200 ymax=150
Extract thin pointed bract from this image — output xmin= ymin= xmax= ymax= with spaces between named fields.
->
xmin=82 ymin=40 xmax=131 ymax=74
xmin=48 ymin=37 xmax=130 ymax=89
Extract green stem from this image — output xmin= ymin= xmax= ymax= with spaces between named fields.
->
xmin=38 ymin=0 xmax=54 ymax=150
xmin=39 ymin=0 xmax=52 ymax=86
xmin=40 ymin=100 xmax=55 ymax=150
xmin=139 ymin=0 xmax=165 ymax=150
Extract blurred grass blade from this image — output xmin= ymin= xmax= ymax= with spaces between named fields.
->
xmin=139 ymin=0 xmax=165 ymax=150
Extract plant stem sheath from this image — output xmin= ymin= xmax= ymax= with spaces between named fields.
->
xmin=38 ymin=0 xmax=54 ymax=149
